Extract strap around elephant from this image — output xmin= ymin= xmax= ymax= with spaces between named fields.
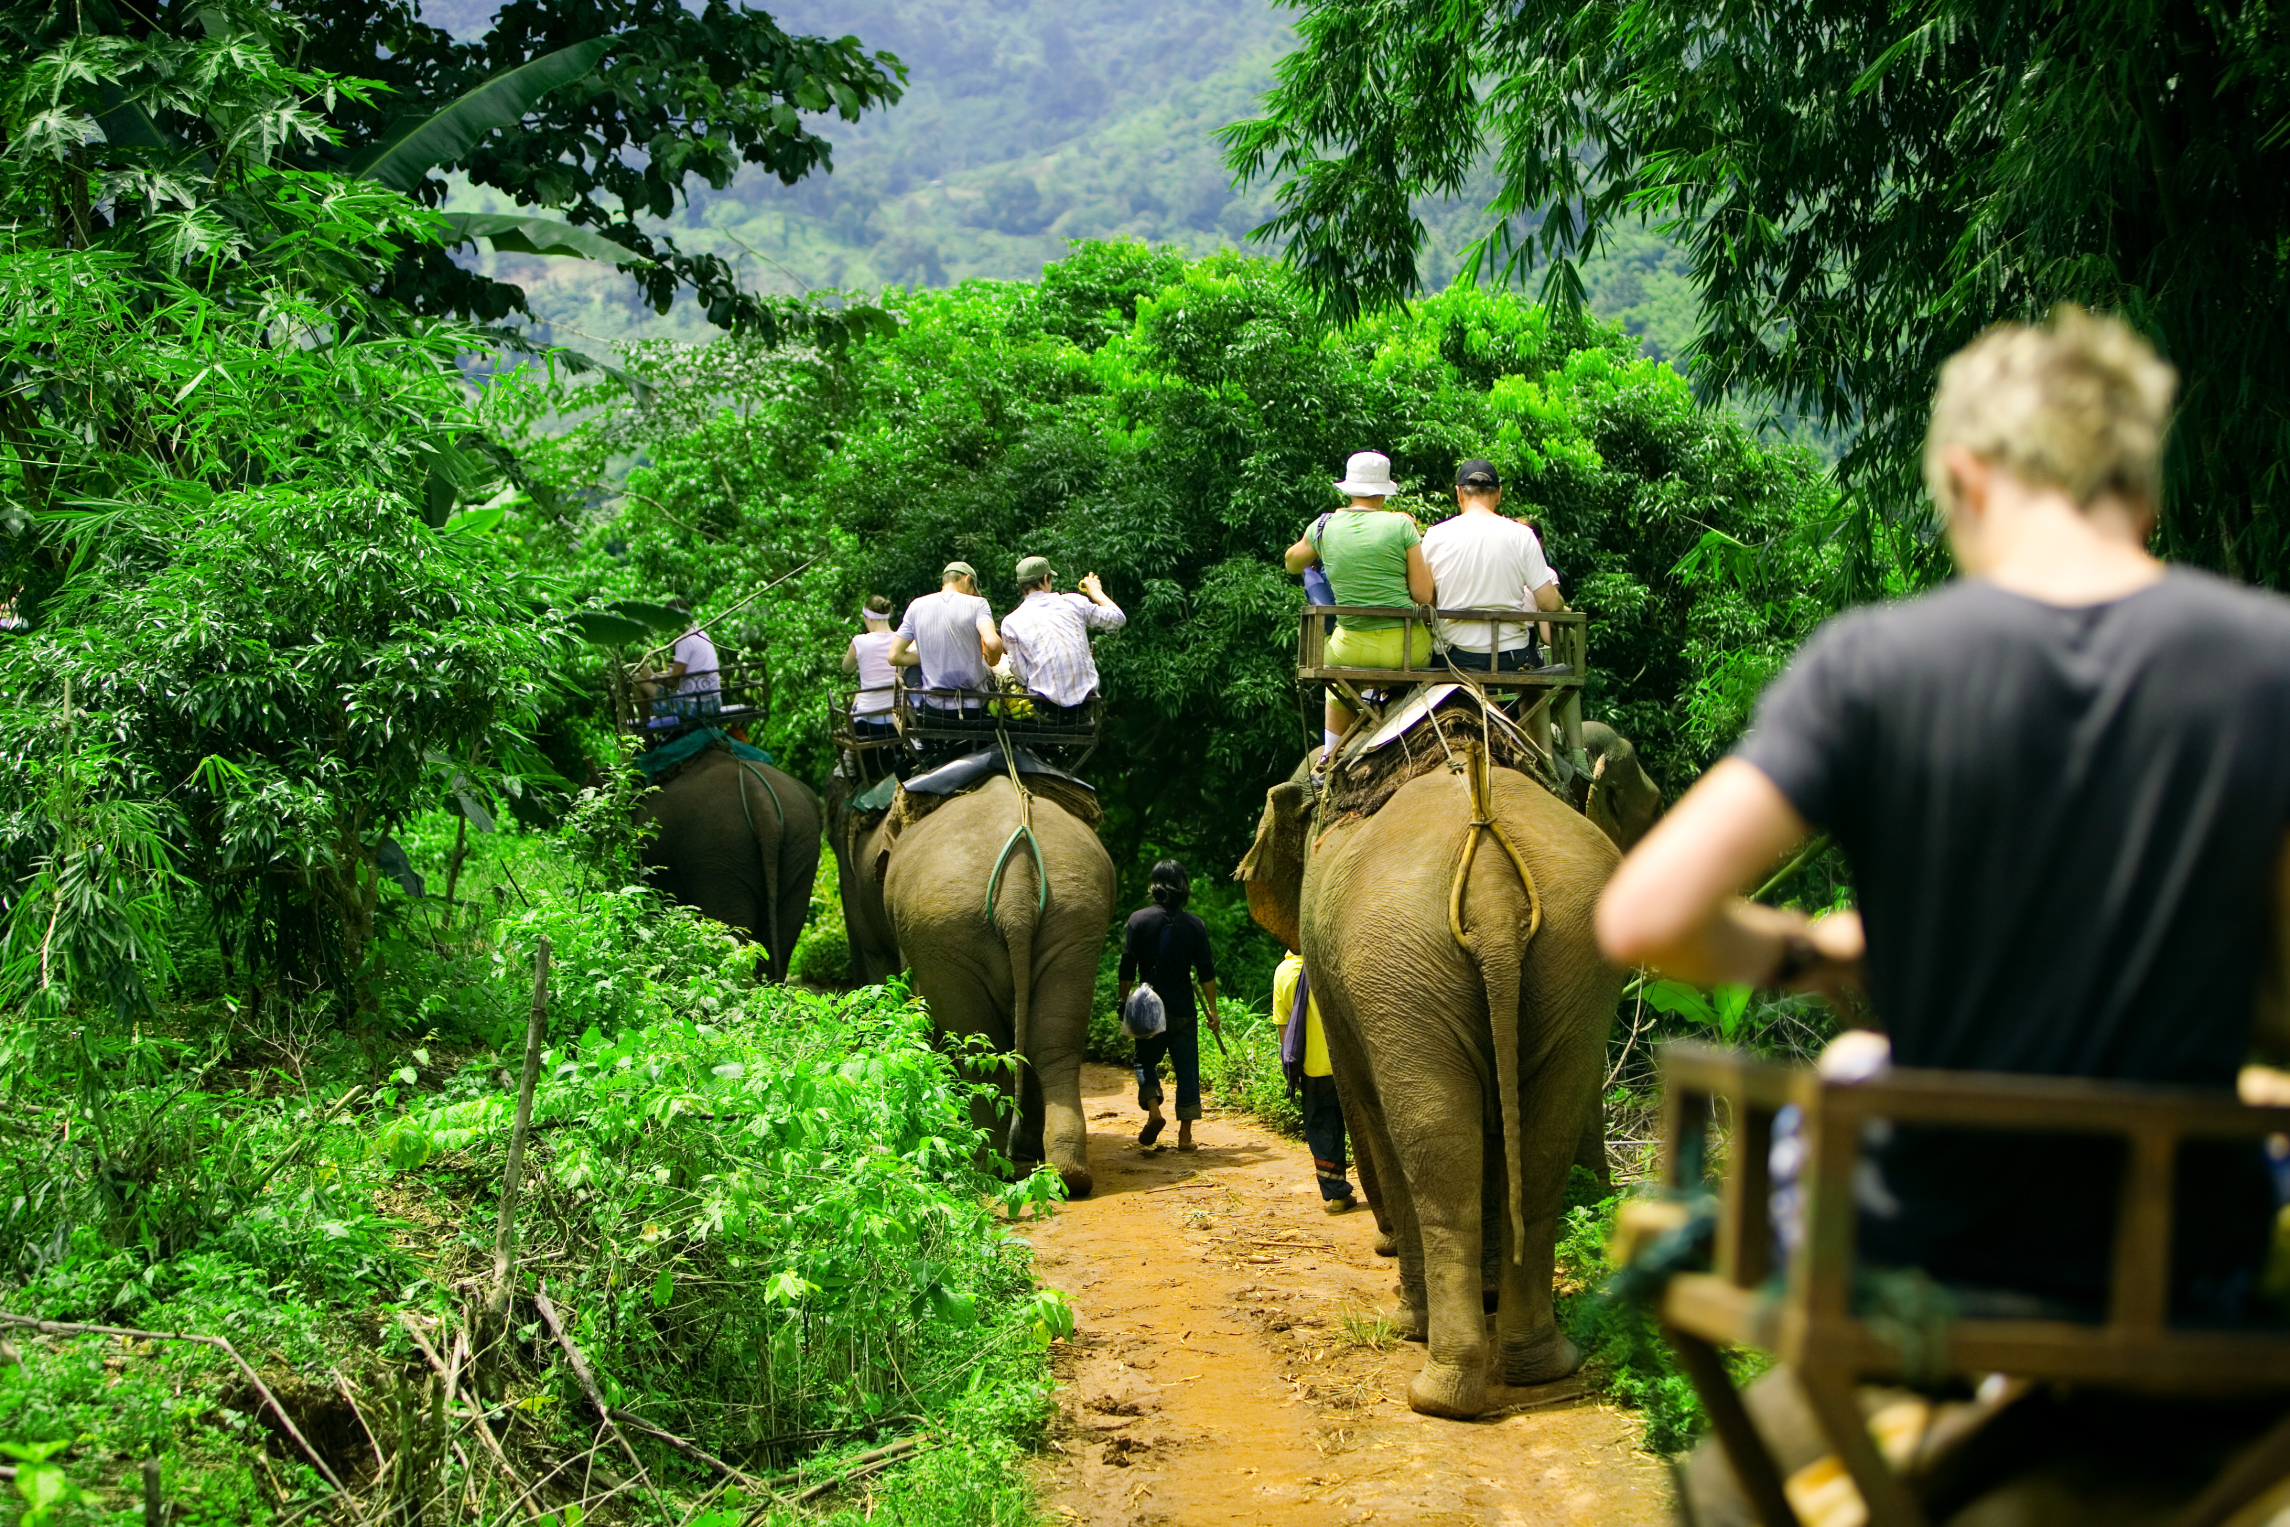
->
xmin=732 ymin=753 xmax=785 ymax=833
xmin=985 ymin=732 xmax=1047 ymax=926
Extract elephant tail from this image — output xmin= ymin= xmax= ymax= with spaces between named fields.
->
xmin=738 ymin=763 xmax=786 ymax=980
xmin=1471 ymin=921 xmax=1530 ymax=1267
xmin=996 ymin=865 xmax=1039 ymax=1094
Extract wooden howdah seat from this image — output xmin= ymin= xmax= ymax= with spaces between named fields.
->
xmin=1646 ymin=1042 xmax=2290 ymax=1527
xmin=1297 ymin=604 xmax=1590 ymax=762
xmin=618 ymin=660 xmax=769 ymax=741
xmin=826 ymin=680 xmax=1102 ymax=778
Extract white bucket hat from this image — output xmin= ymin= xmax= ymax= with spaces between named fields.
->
xmin=1333 ymin=451 xmax=1398 ymax=498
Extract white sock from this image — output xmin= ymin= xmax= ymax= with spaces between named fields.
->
xmin=1322 ymin=728 xmax=1344 ymax=759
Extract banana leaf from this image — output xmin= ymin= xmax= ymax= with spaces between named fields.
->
xmin=349 ymin=38 xmax=611 ymax=192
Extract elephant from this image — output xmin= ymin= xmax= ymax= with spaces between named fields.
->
xmin=1573 ymin=719 xmax=1664 ymax=852
xmin=1238 ymin=741 xmax=1627 ymax=1419
xmin=639 ymin=747 xmax=822 ymax=982
xmin=828 ymin=774 xmax=1116 ymax=1197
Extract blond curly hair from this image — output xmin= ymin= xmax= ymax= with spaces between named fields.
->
xmin=1924 ymin=306 xmax=2178 ymax=513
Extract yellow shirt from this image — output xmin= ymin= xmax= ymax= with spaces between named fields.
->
xmin=1272 ymin=953 xmax=1331 ymax=1077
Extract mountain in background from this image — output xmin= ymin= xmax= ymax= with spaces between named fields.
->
xmin=427 ymin=0 xmax=1701 ymax=363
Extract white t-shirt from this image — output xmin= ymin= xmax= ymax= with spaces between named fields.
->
xmin=894 ymin=588 xmax=994 ymax=696
xmin=1420 ymin=513 xmax=1558 ymax=654
xmin=671 ymin=627 xmax=721 ymax=694
xmin=849 ymin=629 xmax=896 ymax=715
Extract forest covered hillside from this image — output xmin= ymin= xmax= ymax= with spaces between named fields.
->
xmin=430 ymin=0 xmax=1702 ymax=360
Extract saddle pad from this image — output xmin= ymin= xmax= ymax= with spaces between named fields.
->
xmin=901 ymin=744 xmax=1097 ymax=798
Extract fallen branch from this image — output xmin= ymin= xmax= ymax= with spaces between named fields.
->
xmin=793 ymin=1437 xmax=941 ymax=1505
xmin=615 ymin=1414 xmax=770 ymax=1492
xmin=396 ymin=1314 xmax=528 ymax=1492
xmin=0 ymin=1312 xmax=355 ymax=1506
xmin=533 ymin=1285 xmax=670 ymax=1519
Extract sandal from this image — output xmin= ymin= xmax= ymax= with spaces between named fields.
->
xmin=1138 ymin=1117 xmax=1165 ymax=1147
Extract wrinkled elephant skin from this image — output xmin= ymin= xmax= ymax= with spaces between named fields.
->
xmin=1241 ymin=757 xmax=1624 ymax=1419
xmin=640 ymin=750 xmax=823 ymax=983
xmin=831 ymin=777 xmax=1115 ymax=1198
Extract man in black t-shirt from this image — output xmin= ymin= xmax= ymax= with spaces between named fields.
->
xmin=1598 ymin=307 xmax=2290 ymax=1316
xmin=1118 ymin=860 xmax=1221 ymax=1152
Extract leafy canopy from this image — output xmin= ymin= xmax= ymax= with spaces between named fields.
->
xmin=509 ymin=242 xmax=1848 ymax=898
xmin=1222 ymin=0 xmax=2290 ymax=586
xmin=0 ymin=8 xmax=572 ymax=1013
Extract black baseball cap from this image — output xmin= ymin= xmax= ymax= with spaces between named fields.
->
xmin=1455 ymin=460 xmax=1501 ymax=490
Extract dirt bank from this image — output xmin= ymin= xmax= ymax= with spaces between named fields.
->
xmin=1020 ymin=1063 xmax=1673 ymax=1526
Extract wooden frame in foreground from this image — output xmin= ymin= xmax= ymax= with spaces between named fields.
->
xmin=1654 ymin=1042 xmax=2290 ymax=1527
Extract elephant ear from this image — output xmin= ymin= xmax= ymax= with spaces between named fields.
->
xmin=1235 ymin=780 xmax=1310 ymax=953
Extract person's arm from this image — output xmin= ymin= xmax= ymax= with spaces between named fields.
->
xmin=1596 ymin=758 xmax=1865 ymax=1001
xmin=1284 ymin=533 xmax=1320 ymax=575
xmin=1078 ymin=573 xmax=1125 ymax=628
xmin=842 ymin=639 xmax=859 ymax=675
xmin=1116 ymin=920 xmax=1138 ymax=1007
xmin=1405 ymin=542 xmax=1435 ymax=606
xmin=1532 ymin=583 xmax=1566 ymax=613
xmin=975 ymin=605 xmax=1005 ymax=667
xmin=1195 ymin=921 xmax=1220 ymax=1029
xmin=886 ymin=636 xmax=919 ymax=668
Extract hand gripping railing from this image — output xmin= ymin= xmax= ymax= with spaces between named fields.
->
xmin=1646 ymin=1042 xmax=2290 ymax=1527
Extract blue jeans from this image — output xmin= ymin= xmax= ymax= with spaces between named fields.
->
xmin=1135 ymin=1016 xmax=1201 ymax=1121
xmin=1300 ymin=1074 xmax=1353 ymax=1199
xmin=1446 ymin=642 xmax=1542 ymax=671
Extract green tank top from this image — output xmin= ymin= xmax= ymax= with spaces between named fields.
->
xmin=1309 ymin=509 xmax=1422 ymax=630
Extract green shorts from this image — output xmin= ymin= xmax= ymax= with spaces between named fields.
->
xmin=1326 ymin=622 xmax=1433 ymax=669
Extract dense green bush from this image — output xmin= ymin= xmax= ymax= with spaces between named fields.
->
xmin=0 ymin=825 xmax=1066 ymax=1524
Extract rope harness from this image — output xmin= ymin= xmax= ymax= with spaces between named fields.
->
xmin=1441 ymin=671 xmax=1543 ymax=952
xmin=984 ymin=734 xmax=1046 ymax=926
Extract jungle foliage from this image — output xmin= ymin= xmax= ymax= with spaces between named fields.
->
xmin=11 ymin=0 xmax=907 ymax=339
xmin=1224 ymin=0 xmax=2290 ymax=587
xmin=0 ymin=7 xmax=589 ymax=1015
xmin=511 ymin=239 xmax=1856 ymax=915
xmin=0 ymin=818 xmax=1065 ymax=1524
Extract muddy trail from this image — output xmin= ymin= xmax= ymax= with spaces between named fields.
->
xmin=1020 ymin=1063 xmax=1672 ymax=1526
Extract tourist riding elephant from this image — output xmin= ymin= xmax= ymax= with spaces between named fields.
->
xmin=640 ymin=748 xmax=821 ymax=983
xmin=828 ymin=774 xmax=1116 ymax=1197
xmin=1238 ymin=745 xmax=1626 ymax=1419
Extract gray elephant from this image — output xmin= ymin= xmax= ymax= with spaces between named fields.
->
xmin=1239 ymin=739 xmax=1629 ymax=1419
xmin=1573 ymin=719 xmax=1664 ymax=852
xmin=640 ymin=747 xmax=822 ymax=982
xmin=829 ymin=771 xmax=1116 ymax=1196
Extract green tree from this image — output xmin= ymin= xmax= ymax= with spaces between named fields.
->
xmin=512 ymin=242 xmax=1843 ymax=912
xmin=0 ymin=9 xmax=571 ymax=1012
xmin=1221 ymin=0 xmax=2290 ymax=586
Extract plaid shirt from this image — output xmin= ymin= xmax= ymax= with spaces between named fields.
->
xmin=999 ymin=590 xmax=1125 ymax=707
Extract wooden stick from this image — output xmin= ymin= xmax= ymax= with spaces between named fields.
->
xmin=490 ymin=938 xmax=552 ymax=1323
xmin=792 ymin=1437 xmax=940 ymax=1505
xmin=139 ymin=1457 xmax=160 ymax=1526
xmin=533 ymin=1285 xmax=667 ymax=1517
xmin=396 ymin=1314 xmax=528 ymax=1492
xmin=614 ymin=1414 xmax=769 ymax=1491
xmin=0 ymin=1313 xmax=353 ymax=1504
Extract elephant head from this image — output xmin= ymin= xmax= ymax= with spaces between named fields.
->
xmin=1235 ymin=774 xmax=1312 ymax=952
xmin=1578 ymin=721 xmax=1663 ymax=851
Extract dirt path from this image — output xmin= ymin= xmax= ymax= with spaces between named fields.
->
xmin=1020 ymin=1064 xmax=1673 ymax=1526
